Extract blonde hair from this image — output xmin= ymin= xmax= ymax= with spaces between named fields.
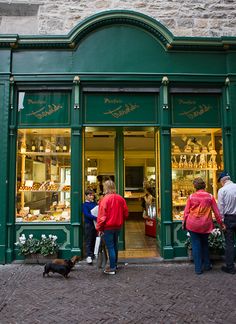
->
xmin=103 ymin=180 xmax=116 ymax=194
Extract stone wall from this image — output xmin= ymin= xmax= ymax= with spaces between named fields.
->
xmin=0 ymin=0 xmax=236 ymax=37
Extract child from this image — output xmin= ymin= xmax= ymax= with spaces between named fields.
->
xmin=82 ymin=189 xmax=97 ymax=264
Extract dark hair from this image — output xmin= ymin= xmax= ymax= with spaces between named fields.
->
xmin=85 ymin=189 xmax=95 ymax=196
xmin=193 ymin=177 xmax=206 ymax=190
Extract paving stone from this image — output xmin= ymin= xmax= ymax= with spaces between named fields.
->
xmin=0 ymin=261 xmax=235 ymax=324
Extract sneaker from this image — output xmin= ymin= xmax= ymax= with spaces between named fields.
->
xmin=195 ymin=271 xmax=203 ymax=275
xmin=103 ymin=267 xmax=116 ymax=275
xmin=221 ymin=266 xmax=236 ymax=274
xmin=204 ymin=265 xmax=213 ymax=271
xmin=86 ymin=256 xmax=93 ymax=264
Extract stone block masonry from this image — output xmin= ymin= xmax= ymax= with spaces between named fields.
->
xmin=0 ymin=0 xmax=236 ymax=37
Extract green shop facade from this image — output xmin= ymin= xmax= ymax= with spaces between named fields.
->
xmin=1 ymin=10 xmax=236 ymax=264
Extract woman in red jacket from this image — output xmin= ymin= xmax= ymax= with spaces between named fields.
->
xmin=183 ymin=177 xmax=225 ymax=274
xmin=96 ymin=180 xmax=129 ymax=275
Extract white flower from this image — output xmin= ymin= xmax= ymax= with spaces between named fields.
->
xmin=19 ymin=236 xmax=26 ymax=244
xmin=29 ymin=234 xmax=33 ymax=239
xmin=41 ymin=234 xmax=46 ymax=239
xmin=52 ymin=235 xmax=57 ymax=241
xmin=211 ymin=228 xmax=222 ymax=237
xmin=49 ymin=234 xmax=52 ymax=239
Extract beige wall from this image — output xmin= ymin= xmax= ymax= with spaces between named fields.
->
xmin=0 ymin=0 xmax=236 ymax=37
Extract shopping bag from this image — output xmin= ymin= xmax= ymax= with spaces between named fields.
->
xmin=91 ymin=205 xmax=98 ymax=227
xmin=94 ymin=236 xmax=101 ymax=257
xmin=96 ymin=236 xmax=108 ymax=269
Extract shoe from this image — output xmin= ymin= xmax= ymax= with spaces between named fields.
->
xmin=204 ymin=265 xmax=213 ymax=271
xmin=86 ymin=256 xmax=93 ymax=264
xmin=195 ymin=271 xmax=203 ymax=275
xmin=221 ymin=266 xmax=236 ymax=274
xmin=103 ymin=267 xmax=116 ymax=275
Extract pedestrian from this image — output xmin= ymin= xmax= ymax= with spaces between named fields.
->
xmin=96 ymin=180 xmax=129 ymax=275
xmin=82 ymin=189 xmax=97 ymax=264
xmin=183 ymin=177 xmax=225 ymax=275
xmin=141 ymin=187 xmax=156 ymax=219
xmin=217 ymin=171 xmax=236 ymax=274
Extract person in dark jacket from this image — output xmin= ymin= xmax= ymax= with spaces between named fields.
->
xmin=82 ymin=189 xmax=97 ymax=264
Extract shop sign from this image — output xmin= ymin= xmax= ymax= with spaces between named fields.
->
xmin=171 ymin=94 xmax=221 ymax=125
xmin=18 ymin=91 xmax=71 ymax=126
xmin=84 ymin=93 xmax=158 ymax=124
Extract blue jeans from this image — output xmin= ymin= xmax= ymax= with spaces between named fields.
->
xmin=103 ymin=229 xmax=120 ymax=270
xmin=189 ymin=231 xmax=211 ymax=274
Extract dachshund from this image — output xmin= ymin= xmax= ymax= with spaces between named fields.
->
xmin=43 ymin=260 xmax=74 ymax=278
xmin=52 ymin=255 xmax=80 ymax=268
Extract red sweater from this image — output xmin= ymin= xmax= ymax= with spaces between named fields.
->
xmin=96 ymin=193 xmax=129 ymax=232
xmin=183 ymin=190 xmax=223 ymax=234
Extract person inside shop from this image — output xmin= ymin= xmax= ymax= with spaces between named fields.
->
xmin=96 ymin=175 xmax=104 ymax=196
xmin=141 ymin=187 xmax=156 ymax=219
xmin=82 ymin=189 xmax=97 ymax=264
xmin=182 ymin=177 xmax=225 ymax=275
xmin=217 ymin=171 xmax=236 ymax=274
xmin=96 ymin=180 xmax=129 ymax=275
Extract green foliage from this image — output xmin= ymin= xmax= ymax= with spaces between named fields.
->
xmin=185 ymin=227 xmax=225 ymax=252
xmin=15 ymin=234 xmax=59 ymax=256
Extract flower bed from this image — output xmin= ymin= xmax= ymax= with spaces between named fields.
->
xmin=185 ymin=227 xmax=225 ymax=255
xmin=15 ymin=234 xmax=59 ymax=259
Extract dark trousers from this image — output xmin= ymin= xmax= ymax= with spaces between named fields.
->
xmin=224 ymin=214 xmax=236 ymax=270
xmin=85 ymin=223 xmax=97 ymax=258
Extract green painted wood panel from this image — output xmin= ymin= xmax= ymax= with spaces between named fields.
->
xmin=84 ymin=93 xmax=158 ymax=124
xmin=18 ymin=91 xmax=71 ymax=126
xmin=0 ymin=79 xmax=10 ymax=264
xmin=171 ymin=94 xmax=221 ymax=126
xmin=0 ymin=50 xmax=11 ymax=73
xmin=12 ymin=51 xmax=73 ymax=74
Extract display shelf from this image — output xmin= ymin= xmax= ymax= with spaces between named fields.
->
xmin=172 ymin=167 xmax=218 ymax=171
xmin=171 ymin=129 xmax=223 ymax=221
xmin=18 ymin=151 xmax=70 ymax=156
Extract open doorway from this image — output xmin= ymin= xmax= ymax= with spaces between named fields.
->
xmin=121 ymin=128 xmax=159 ymax=258
xmin=83 ymin=127 xmax=159 ymax=258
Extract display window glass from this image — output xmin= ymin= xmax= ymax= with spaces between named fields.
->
xmin=16 ymin=128 xmax=71 ymax=223
xmin=171 ymin=128 xmax=223 ymax=221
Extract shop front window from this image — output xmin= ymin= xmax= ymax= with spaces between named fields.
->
xmin=16 ymin=128 xmax=71 ymax=223
xmin=171 ymin=128 xmax=223 ymax=221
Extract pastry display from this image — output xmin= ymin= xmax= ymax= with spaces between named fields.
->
xmin=172 ymin=132 xmax=222 ymax=221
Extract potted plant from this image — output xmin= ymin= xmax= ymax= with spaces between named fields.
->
xmin=185 ymin=226 xmax=225 ymax=259
xmin=15 ymin=234 xmax=59 ymax=263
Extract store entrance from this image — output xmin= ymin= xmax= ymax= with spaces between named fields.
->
xmin=84 ymin=127 xmax=159 ymax=258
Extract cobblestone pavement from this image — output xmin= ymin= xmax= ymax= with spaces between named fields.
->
xmin=0 ymin=260 xmax=235 ymax=324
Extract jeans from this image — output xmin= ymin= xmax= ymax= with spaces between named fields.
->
xmin=224 ymin=215 xmax=236 ymax=270
xmin=189 ymin=231 xmax=211 ymax=274
xmin=85 ymin=222 xmax=96 ymax=258
xmin=103 ymin=229 xmax=120 ymax=270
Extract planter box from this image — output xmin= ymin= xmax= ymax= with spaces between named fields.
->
xmin=24 ymin=253 xmax=58 ymax=264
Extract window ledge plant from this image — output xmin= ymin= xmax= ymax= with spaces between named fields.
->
xmin=185 ymin=227 xmax=225 ymax=254
xmin=15 ymin=234 xmax=59 ymax=257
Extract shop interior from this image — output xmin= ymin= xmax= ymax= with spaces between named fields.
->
xmin=171 ymin=128 xmax=223 ymax=221
xmin=15 ymin=126 xmax=223 ymax=258
xmin=16 ymin=128 xmax=71 ymax=222
xmin=84 ymin=127 xmax=159 ymax=258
